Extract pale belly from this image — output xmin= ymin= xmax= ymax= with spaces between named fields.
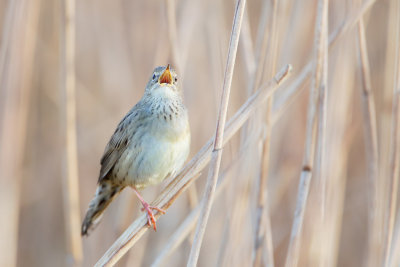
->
xmin=112 ymin=123 xmax=190 ymax=189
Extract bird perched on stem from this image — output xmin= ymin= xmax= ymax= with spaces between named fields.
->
xmin=82 ymin=65 xmax=190 ymax=236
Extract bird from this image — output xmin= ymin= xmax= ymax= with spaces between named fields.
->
xmin=81 ymin=64 xmax=190 ymax=236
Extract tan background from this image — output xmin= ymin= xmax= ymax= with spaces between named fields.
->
xmin=0 ymin=0 xmax=398 ymax=266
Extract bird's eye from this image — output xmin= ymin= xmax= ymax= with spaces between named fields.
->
xmin=152 ymin=74 xmax=156 ymax=80
xmin=174 ymin=77 xmax=178 ymax=82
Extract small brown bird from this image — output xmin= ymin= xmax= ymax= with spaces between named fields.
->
xmin=82 ymin=65 xmax=190 ymax=236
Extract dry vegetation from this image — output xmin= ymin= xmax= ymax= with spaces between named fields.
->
xmin=0 ymin=0 xmax=399 ymax=266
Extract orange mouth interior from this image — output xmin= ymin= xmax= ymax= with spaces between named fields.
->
xmin=159 ymin=65 xmax=172 ymax=84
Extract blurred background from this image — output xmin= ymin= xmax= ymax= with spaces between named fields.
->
xmin=0 ymin=0 xmax=399 ymax=266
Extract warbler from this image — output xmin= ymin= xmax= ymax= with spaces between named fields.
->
xmin=82 ymin=65 xmax=190 ymax=236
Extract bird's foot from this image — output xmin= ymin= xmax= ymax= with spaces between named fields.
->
xmin=141 ymin=202 xmax=166 ymax=231
xmin=132 ymin=187 xmax=165 ymax=231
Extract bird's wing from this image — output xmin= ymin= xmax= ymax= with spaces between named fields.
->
xmin=98 ymin=106 xmax=143 ymax=182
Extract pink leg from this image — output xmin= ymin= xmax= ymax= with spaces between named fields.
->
xmin=132 ymin=188 xmax=165 ymax=231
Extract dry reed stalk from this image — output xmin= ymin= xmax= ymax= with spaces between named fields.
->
xmin=385 ymin=0 xmax=400 ymax=265
xmin=354 ymin=6 xmax=381 ymax=266
xmin=94 ymin=64 xmax=292 ymax=267
xmin=0 ymin=1 xmax=39 ymax=266
xmin=253 ymin=1 xmax=279 ymax=266
xmin=61 ymin=0 xmax=83 ymax=263
xmin=187 ymin=1 xmax=247 ymax=265
xmin=284 ymin=0 xmax=328 ymax=266
xmin=315 ymin=0 xmax=328 ymax=220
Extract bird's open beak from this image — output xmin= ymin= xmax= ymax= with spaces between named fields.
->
xmin=159 ymin=64 xmax=172 ymax=84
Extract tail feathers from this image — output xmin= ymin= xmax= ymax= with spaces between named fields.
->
xmin=81 ymin=181 xmax=123 ymax=236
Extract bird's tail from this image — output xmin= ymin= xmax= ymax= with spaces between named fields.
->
xmin=81 ymin=180 xmax=124 ymax=236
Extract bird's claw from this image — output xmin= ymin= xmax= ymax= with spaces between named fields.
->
xmin=141 ymin=203 xmax=165 ymax=231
